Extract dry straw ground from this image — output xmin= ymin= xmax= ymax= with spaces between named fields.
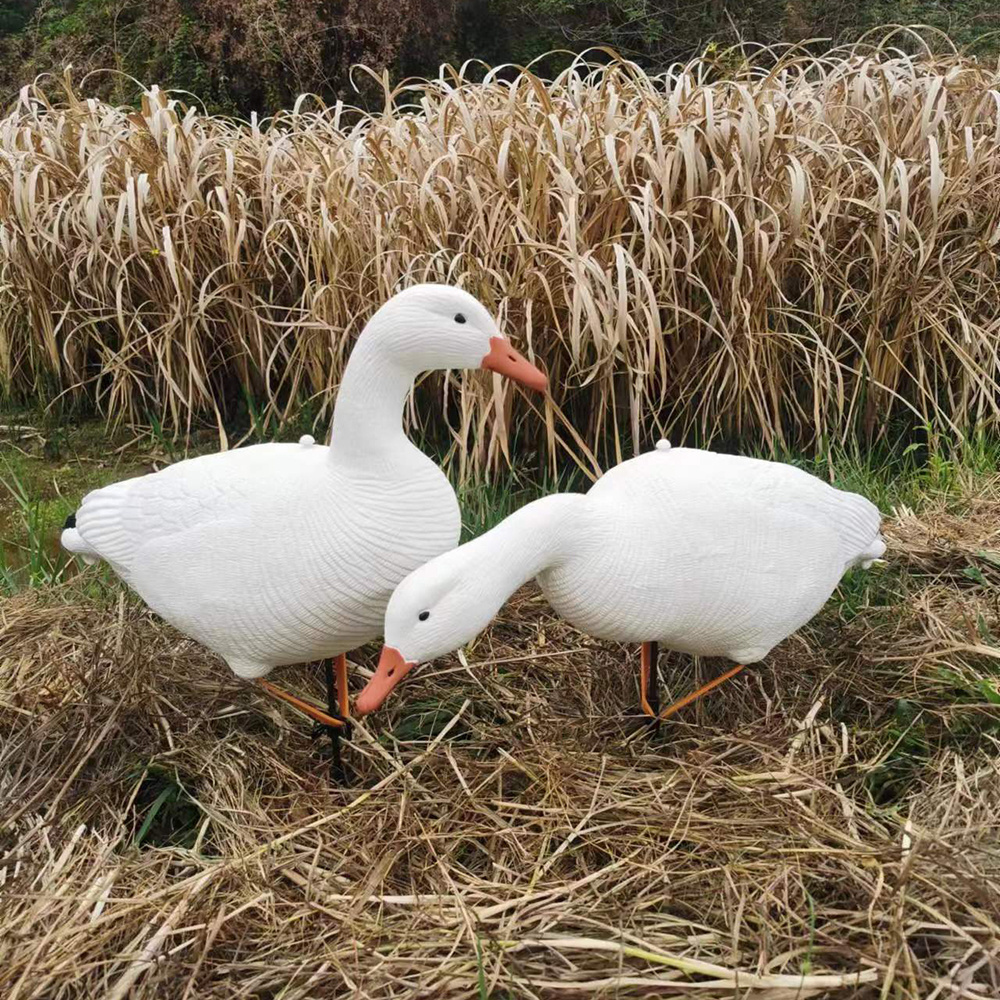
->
xmin=3 ymin=28 xmax=1000 ymax=1000
xmin=2 ymin=477 xmax=999 ymax=998
xmin=2 ymin=33 xmax=1000 ymax=474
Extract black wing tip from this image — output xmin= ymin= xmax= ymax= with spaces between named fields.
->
xmin=63 ymin=512 xmax=77 ymax=530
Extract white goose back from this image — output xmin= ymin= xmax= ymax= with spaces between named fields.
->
xmin=540 ymin=444 xmax=885 ymax=662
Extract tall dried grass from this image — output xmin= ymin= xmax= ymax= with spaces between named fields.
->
xmin=2 ymin=33 xmax=1000 ymax=473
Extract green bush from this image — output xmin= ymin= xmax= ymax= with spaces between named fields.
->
xmin=2 ymin=1 xmax=998 ymax=115
xmin=0 ymin=2 xmax=32 ymax=36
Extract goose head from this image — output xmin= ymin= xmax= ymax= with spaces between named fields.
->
xmin=365 ymin=284 xmax=547 ymax=391
xmin=354 ymin=547 xmax=499 ymax=714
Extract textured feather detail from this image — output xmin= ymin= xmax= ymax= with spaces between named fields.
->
xmin=378 ymin=442 xmax=889 ymax=684
xmin=738 ymin=459 xmax=884 ymax=569
xmin=73 ymin=477 xmax=143 ymax=573
xmin=60 ymin=526 xmax=100 ymax=565
xmin=58 ymin=284 xmax=518 ymax=679
xmin=539 ymin=446 xmax=887 ymax=662
xmin=70 ymin=440 xmax=461 ymax=673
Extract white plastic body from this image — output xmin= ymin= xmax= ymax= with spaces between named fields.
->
xmin=59 ymin=284 xmax=527 ymax=677
xmin=383 ymin=442 xmax=886 ymax=667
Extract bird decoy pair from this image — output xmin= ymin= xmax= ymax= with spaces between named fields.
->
xmin=62 ymin=285 xmax=885 ymax=778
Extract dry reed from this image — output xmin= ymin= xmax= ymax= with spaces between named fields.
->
xmin=2 ymin=34 xmax=1000 ymax=473
xmin=2 ymin=484 xmax=999 ymax=997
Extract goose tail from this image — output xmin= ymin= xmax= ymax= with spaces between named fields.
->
xmin=833 ymin=491 xmax=886 ymax=571
xmin=60 ymin=513 xmax=100 ymax=566
xmin=855 ymin=534 xmax=886 ymax=570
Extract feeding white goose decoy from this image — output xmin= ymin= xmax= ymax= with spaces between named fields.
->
xmin=355 ymin=440 xmax=885 ymax=721
xmin=61 ymin=284 xmax=547 ymax=767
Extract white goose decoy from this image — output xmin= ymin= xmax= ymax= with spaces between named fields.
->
xmin=355 ymin=440 xmax=886 ymax=720
xmin=60 ymin=284 xmax=547 ymax=739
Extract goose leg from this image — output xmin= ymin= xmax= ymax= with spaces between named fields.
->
xmin=661 ymin=662 xmax=747 ymax=719
xmin=256 ymin=655 xmax=353 ymax=784
xmin=323 ymin=654 xmax=352 ymax=784
xmin=640 ymin=655 xmax=748 ymax=724
xmin=639 ymin=641 xmax=660 ymax=733
xmin=257 ymin=677 xmax=349 ymax=729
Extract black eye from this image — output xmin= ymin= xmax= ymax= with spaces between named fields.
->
xmin=454 ymin=313 xmax=466 ymax=324
xmin=418 ymin=610 xmax=430 ymax=621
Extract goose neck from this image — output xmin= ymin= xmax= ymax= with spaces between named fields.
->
xmin=470 ymin=493 xmax=583 ymax=594
xmin=327 ymin=335 xmax=415 ymax=461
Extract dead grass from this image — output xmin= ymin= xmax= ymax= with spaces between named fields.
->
xmin=2 ymin=488 xmax=999 ymax=998
xmin=3 ymin=34 xmax=1000 ymax=473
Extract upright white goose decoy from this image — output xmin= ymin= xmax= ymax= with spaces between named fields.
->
xmin=355 ymin=441 xmax=885 ymax=720
xmin=61 ymin=284 xmax=547 ymax=739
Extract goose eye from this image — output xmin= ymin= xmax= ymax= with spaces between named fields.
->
xmin=418 ymin=611 xmax=430 ymax=621
xmin=454 ymin=313 xmax=466 ymax=324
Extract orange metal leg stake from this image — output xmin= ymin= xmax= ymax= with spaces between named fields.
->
xmin=257 ymin=678 xmax=348 ymax=729
xmin=336 ymin=652 xmax=350 ymax=718
xmin=639 ymin=645 xmax=746 ymax=722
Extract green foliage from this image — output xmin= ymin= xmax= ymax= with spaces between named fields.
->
xmin=39 ymin=0 xmax=106 ymax=40
xmin=456 ymin=466 xmax=583 ymax=542
xmin=0 ymin=1 xmax=32 ymax=36
xmin=3 ymin=1 xmax=998 ymax=114
xmin=129 ymin=765 xmax=204 ymax=849
xmin=855 ymin=1 xmax=1000 ymax=53
xmin=0 ymin=455 xmax=70 ymax=593
xmin=864 ymin=697 xmax=930 ymax=805
xmin=476 ymin=937 xmax=489 ymax=1000
xmin=473 ymin=0 xmax=1000 ymax=76
xmin=1 ymin=0 xmax=463 ymax=113
xmin=385 ymin=698 xmax=471 ymax=742
xmin=0 ymin=412 xmax=156 ymax=596
xmin=166 ymin=13 xmax=212 ymax=106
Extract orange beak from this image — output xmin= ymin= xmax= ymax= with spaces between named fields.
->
xmin=355 ymin=646 xmax=417 ymax=715
xmin=481 ymin=337 xmax=548 ymax=393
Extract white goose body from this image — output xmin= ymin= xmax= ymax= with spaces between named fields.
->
xmin=538 ymin=443 xmax=884 ymax=662
xmin=69 ymin=436 xmax=458 ymax=677
xmin=60 ymin=285 xmax=546 ymax=680
xmin=357 ymin=442 xmax=885 ymax=712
